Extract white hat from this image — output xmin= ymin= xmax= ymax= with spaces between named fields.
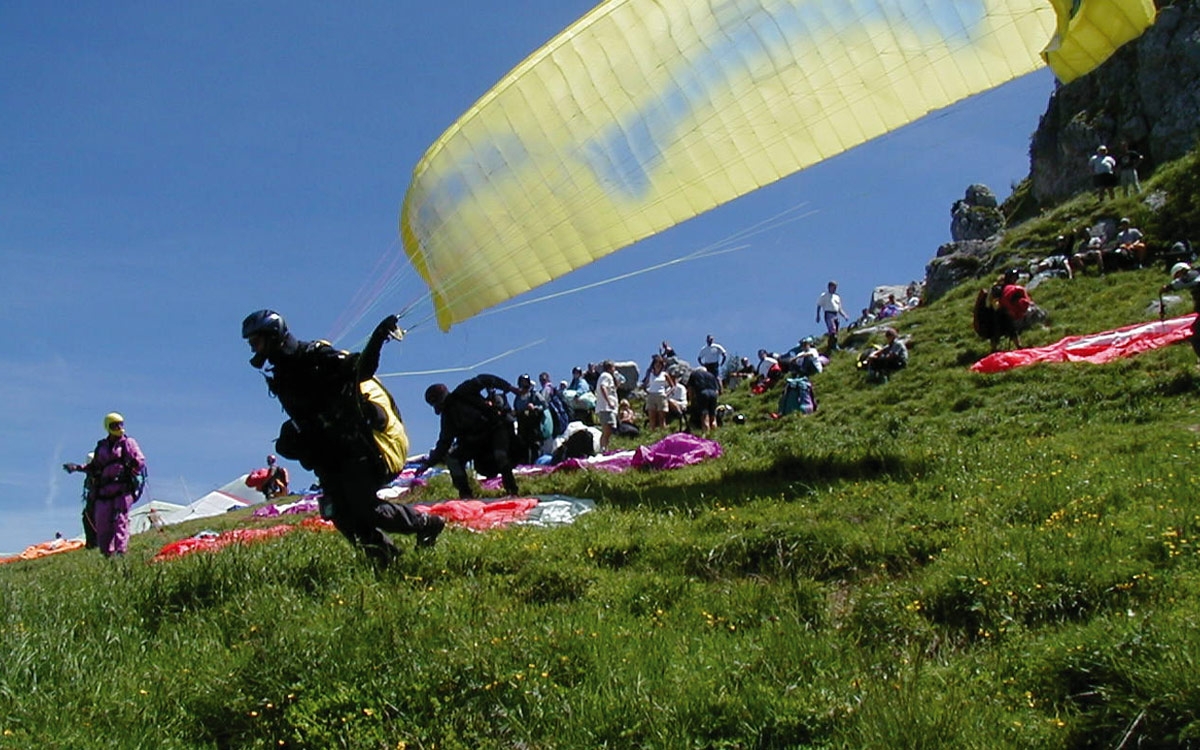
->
xmin=1171 ymin=262 xmax=1191 ymax=277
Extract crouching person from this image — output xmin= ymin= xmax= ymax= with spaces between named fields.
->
xmin=242 ymin=310 xmax=443 ymax=569
xmin=416 ymin=374 xmax=521 ymax=499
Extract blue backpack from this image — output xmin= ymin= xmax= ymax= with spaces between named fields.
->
xmin=546 ymin=389 xmax=572 ymax=436
xmin=778 ymin=377 xmax=817 ymax=416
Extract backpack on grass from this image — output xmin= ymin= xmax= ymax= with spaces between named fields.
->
xmin=778 ymin=377 xmax=817 ymax=416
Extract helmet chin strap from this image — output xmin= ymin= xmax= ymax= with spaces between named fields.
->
xmin=248 ymin=332 xmax=297 ymax=369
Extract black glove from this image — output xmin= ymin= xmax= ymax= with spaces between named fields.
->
xmin=373 ymin=314 xmax=400 ymax=340
xmin=360 ymin=315 xmax=401 ymax=380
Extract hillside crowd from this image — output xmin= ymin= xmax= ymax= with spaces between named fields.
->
xmin=60 ymin=140 xmax=1197 ymax=568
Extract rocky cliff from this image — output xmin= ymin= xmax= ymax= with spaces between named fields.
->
xmin=1030 ymin=0 xmax=1200 ymax=206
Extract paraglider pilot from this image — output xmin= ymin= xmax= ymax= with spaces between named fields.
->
xmin=415 ymin=374 xmax=521 ymax=499
xmin=262 ymin=454 xmax=290 ymax=499
xmin=62 ymin=412 xmax=146 ymax=557
xmin=241 ymin=309 xmax=443 ymax=567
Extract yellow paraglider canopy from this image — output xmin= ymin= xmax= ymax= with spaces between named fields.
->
xmin=401 ymin=0 xmax=1154 ymax=331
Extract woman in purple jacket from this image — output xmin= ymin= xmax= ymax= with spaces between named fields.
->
xmin=64 ymin=413 xmax=146 ymax=557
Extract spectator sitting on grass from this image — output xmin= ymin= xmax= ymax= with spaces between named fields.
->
xmin=617 ymin=399 xmax=640 ymax=438
xmin=1110 ymin=217 xmax=1147 ymax=269
xmin=861 ymin=327 xmax=908 ymax=383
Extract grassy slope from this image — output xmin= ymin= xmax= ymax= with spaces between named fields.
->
xmin=2 ymin=151 xmax=1199 ymax=749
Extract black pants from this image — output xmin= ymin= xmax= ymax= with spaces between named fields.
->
xmin=446 ymin=427 xmax=518 ymax=498
xmin=868 ymin=356 xmax=905 ymax=379
xmin=318 ymin=455 xmax=425 ymax=567
xmin=82 ymin=497 xmax=97 ymax=549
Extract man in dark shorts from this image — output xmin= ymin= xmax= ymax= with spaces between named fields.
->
xmin=1089 ymin=145 xmax=1117 ymax=201
xmin=686 ymin=366 xmax=720 ymax=433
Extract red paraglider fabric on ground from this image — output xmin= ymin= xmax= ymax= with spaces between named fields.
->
xmin=150 ymin=518 xmax=335 ymax=562
xmin=413 ymin=498 xmax=541 ymax=531
xmin=150 ymin=497 xmax=595 ymax=561
xmin=971 ymin=314 xmax=1195 ymax=373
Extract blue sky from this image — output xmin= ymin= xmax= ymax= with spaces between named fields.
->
xmin=0 ymin=1 xmax=1057 ymax=554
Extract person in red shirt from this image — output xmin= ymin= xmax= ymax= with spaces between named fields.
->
xmin=996 ymin=270 xmax=1035 ymax=348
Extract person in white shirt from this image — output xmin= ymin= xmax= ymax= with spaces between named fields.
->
xmin=696 ymin=334 xmax=727 ymax=377
xmin=789 ymin=338 xmax=824 ymax=377
xmin=666 ymin=373 xmax=688 ymax=429
xmin=815 ymin=280 xmax=850 ymax=351
xmin=643 ymin=356 xmax=671 ymax=430
xmin=595 ymin=360 xmax=619 ymax=450
xmin=755 ymin=349 xmax=778 ymax=385
xmin=1089 ymin=145 xmax=1117 ymax=201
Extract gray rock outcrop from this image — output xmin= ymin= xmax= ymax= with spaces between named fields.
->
xmin=612 ymin=361 xmax=640 ymax=397
xmin=924 ymin=238 xmax=1002 ymax=303
xmin=950 ymin=184 xmax=1004 ymax=242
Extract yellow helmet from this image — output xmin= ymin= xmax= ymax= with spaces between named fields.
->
xmin=104 ymin=412 xmax=126 ymax=436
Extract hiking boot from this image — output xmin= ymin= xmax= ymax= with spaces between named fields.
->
xmin=416 ymin=513 xmax=444 ymax=549
xmin=370 ymin=540 xmax=399 ymax=571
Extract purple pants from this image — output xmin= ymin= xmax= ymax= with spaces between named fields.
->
xmin=94 ymin=495 xmax=134 ymax=556
xmin=823 ymin=310 xmax=841 ymax=335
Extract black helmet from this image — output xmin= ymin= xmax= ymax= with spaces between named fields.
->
xmin=242 ymin=310 xmax=288 ymax=340
xmin=1002 ymin=268 xmax=1020 ymax=284
xmin=517 ymin=373 xmax=532 ymax=389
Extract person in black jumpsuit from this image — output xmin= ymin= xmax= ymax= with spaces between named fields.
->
xmin=241 ymin=310 xmax=443 ymax=567
xmin=416 ymin=374 xmax=520 ymax=499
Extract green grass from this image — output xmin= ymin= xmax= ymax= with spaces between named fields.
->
xmin=3 ymin=150 xmax=1199 ymax=749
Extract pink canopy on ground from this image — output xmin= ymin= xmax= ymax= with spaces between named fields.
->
xmin=971 ymin=314 xmax=1196 ymax=373
xmin=481 ymin=432 xmax=722 ymax=490
xmin=253 ymin=499 xmax=320 ymax=517
xmin=631 ymin=432 xmax=724 ymax=469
